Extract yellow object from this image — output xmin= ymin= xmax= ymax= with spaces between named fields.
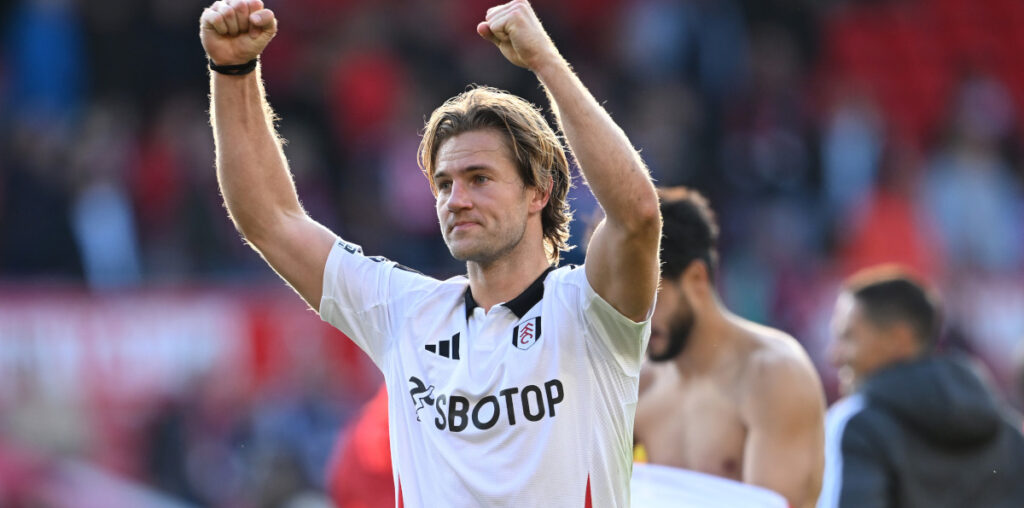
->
xmin=634 ymin=443 xmax=648 ymax=463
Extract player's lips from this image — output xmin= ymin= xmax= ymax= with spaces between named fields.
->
xmin=449 ymin=221 xmax=480 ymax=233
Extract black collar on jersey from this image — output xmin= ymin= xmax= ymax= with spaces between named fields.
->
xmin=464 ymin=265 xmax=556 ymax=320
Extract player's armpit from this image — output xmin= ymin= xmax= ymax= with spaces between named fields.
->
xmin=245 ymin=212 xmax=337 ymax=312
xmin=740 ymin=350 xmax=827 ymax=508
xmin=584 ymin=216 xmax=661 ymax=323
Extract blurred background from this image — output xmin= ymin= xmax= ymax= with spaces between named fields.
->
xmin=1 ymin=0 xmax=1023 ymax=505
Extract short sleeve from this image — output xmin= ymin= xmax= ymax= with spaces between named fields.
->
xmin=317 ymin=239 xmax=398 ymax=365
xmin=565 ymin=266 xmax=653 ymax=378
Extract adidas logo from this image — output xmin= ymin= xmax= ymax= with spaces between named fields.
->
xmin=425 ymin=332 xmax=461 ymax=360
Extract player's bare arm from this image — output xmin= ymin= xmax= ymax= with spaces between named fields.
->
xmin=201 ymin=0 xmax=335 ymax=310
xmin=741 ymin=346 xmax=826 ymax=508
xmin=478 ymin=0 xmax=661 ymax=322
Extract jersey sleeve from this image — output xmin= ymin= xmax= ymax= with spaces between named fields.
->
xmin=318 ymin=238 xmax=430 ymax=366
xmin=566 ymin=265 xmax=653 ymax=378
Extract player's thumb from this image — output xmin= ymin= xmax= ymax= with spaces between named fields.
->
xmin=477 ymin=22 xmax=500 ymax=45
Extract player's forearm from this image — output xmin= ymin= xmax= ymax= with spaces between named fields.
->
xmin=534 ymin=58 xmax=659 ymax=232
xmin=210 ymin=68 xmax=304 ymax=244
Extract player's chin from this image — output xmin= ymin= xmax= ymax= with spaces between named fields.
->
xmin=645 ymin=336 xmax=668 ymax=362
xmin=648 ymin=334 xmax=666 ymax=353
xmin=836 ymin=365 xmax=857 ymax=395
xmin=447 ymin=239 xmax=481 ymax=262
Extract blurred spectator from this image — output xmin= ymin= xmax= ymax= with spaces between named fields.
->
xmin=922 ymin=75 xmax=1024 ymax=273
xmin=619 ymin=0 xmax=747 ymax=98
xmin=838 ymin=143 xmax=943 ymax=279
xmin=819 ymin=266 xmax=1024 ymax=508
xmin=4 ymin=0 xmax=85 ymax=120
xmin=821 ymin=85 xmax=883 ymax=219
xmin=721 ymin=24 xmax=814 ymax=199
xmin=69 ymin=102 xmax=143 ymax=289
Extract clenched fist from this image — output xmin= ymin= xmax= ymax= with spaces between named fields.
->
xmin=477 ymin=0 xmax=560 ymax=71
xmin=200 ymin=0 xmax=277 ymax=66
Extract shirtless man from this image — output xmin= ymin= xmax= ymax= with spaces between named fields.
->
xmin=634 ymin=187 xmax=825 ymax=508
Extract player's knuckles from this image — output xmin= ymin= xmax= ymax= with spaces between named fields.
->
xmin=493 ymin=16 xmax=515 ymax=36
xmin=231 ymin=0 xmax=250 ymax=17
xmin=511 ymin=6 xmax=535 ymax=24
xmin=233 ymin=4 xmax=250 ymax=27
xmin=215 ymin=3 xmax=234 ymax=18
xmin=485 ymin=2 xmax=510 ymax=18
xmin=208 ymin=11 xmax=228 ymax=31
xmin=486 ymin=2 xmax=517 ymax=21
xmin=200 ymin=8 xmax=215 ymax=25
xmin=221 ymin=8 xmax=240 ymax=30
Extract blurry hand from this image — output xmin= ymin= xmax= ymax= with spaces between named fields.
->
xmin=477 ymin=0 xmax=559 ymax=71
xmin=200 ymin=0 xmax=277 ymax=66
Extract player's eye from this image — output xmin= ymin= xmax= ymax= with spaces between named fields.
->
xmin=474 ymin=175 xmax=489 ymax=184
xmin=437 ymin=180 xmax=452 ymax=191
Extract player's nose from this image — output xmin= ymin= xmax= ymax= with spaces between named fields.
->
xmin=446 ymin=181 xmax=473 ymax=212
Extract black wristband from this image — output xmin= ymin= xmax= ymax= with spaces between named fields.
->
xmin=209 ymin=58 xmax=258 ymax=75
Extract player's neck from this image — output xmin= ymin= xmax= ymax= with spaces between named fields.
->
xmin=674 ymin=300 xmax=735 ymax=375
xmin=465 ymin=242 xmax=551 ymax=313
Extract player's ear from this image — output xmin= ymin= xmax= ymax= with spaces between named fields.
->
xmin=685 ymin=259 xmax=709 ymax=284
xmin=681 ymin=260 xmax=711 ymax=296
xmin=889 ymin=321 xmax=924 ymax=359
xmin=527 ymin=178 xmax=551 ymax=214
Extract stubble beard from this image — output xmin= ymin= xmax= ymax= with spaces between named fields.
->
xmin=648 ymin=310 xmax=695 ymax=363
xmin=445 ymin=217 xmax=528 ymax=267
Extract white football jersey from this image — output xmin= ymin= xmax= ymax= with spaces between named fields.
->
xmin=319 ymin=239 xmax=651 ymax=507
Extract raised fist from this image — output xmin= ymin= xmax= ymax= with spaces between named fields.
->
xmin=200 ymin=0 xmax=277 ymax=66
xmin=477 ymin=0 xmax=559 ymax=71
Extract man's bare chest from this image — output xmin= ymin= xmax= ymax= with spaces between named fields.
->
xmin=636 ymin=379 xmax=747 ymax=479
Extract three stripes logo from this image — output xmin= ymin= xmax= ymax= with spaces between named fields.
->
xmin=425 ymin=332 xmax=461 ymax=360
xmin=513 ymin=316 xmax=541 ymax=350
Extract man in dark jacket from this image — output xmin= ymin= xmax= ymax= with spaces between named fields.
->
xmin=818 ymin=265 xmax=1024 ymax=508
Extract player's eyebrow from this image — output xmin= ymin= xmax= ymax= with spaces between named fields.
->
xmin=433 ymin=165 xmax=492 ymax=182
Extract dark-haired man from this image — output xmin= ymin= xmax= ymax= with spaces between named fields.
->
xmin=818 ymin=265 xmax=1024 ymax=508
xmin=633 ymin=187 xmax=825 ymax=508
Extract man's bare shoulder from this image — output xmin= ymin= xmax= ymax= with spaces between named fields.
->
xmin=735 ymin=319 xmax=817 ymax=377
xmin=733 ymin=319 xmax=825 ymax=420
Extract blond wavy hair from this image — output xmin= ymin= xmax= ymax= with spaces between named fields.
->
xmin=418 ymin=86 xmax=573 ymax=263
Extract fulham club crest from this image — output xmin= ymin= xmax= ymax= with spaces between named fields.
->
xmin=512 ymin=316 xmax=542 ymax=350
